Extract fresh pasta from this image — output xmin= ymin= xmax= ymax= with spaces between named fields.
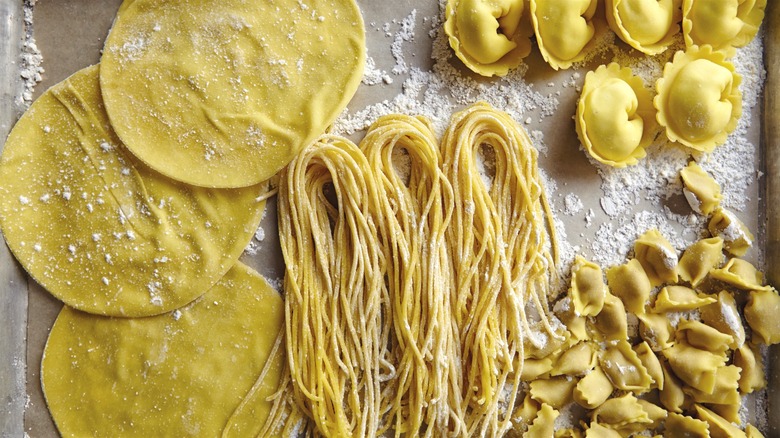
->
xmin=359 ymin=114 xmax=462 ymax=436
xmin=441 ymin=101 xmax=559 ymax=435
xmin=275 ymin=102 xmax=560 ymax=436
xmin=278 ymin=134 xmax=392 ymax=437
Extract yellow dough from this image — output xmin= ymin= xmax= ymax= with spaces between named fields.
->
xmin=654 ymin=46 xmax=742 ymax=152
xmin=0 ymin=65 xmax=267 ymax=317
xmin=444 ymin=0 xmax=532 ymax=77
xmin=100 ymin=0 xmax=365 ymax=188
xmin=576 ymin=63 xmax=657 ymax=167
xmin=41 ymin=262 xmax=285 ymax=437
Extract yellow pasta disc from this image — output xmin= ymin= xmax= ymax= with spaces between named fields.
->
xmin=0 ymin=65 xmax=267 ymax=317
xmin=42 ymin=262 xmax=284 ymax=438
xmin=100 ymin=0 xmax=365 ymax=188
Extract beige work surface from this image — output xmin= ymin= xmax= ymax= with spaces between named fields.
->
xmin=1 ymin=0 xmax=777 ymax=436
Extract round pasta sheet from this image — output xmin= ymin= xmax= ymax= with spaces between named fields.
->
xmin=0 ymin=65 xmax=267 ymax=317
xmin=42 ymin=262 xmax=285 ymax=438
xmin=100 ymin=0 xmax=366 ymax=188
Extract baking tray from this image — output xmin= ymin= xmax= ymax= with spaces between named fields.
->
xmin=1 ymin=0 xmax=778 ymax=436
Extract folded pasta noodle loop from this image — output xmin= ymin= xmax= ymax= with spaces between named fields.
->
xmin=441 ymin=102 xmax=559 ymax=436
xmin=359 ymin=115 xmax=464 ymax=436
xmin=278 ymin=135 xmax=392 ymax=437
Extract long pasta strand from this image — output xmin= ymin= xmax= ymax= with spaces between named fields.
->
xmin=359 ymin=114 xmax=465 ymax=437
xmin=441 ymin=102 xmax=559 ymax=437
xmin=278 ymin=135 xmax=393 ymax=437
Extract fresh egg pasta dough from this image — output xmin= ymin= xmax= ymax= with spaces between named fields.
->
xmin=41 ymin=262 xmax=284 ymax=438
xmin=0 ymin=65 xmax=267 ymax=317
xmin=100 ymin=0 xmax=365 ymax=188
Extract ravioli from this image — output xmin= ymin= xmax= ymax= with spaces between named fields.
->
xmin=682 ymin=0 xmax=766 ymax=53
xmin=444 ymin=0 xmax=532 ymax=77
xmin=0 ymin=65 xmax=267 ymax=317
xmin=654 ymin=46 xmax=742 ymax=152
xmin=100 ymin=0 xmax=365 ymax=188
xmin=606 ymin=0 xmax=681 ymax=55
xmin=41 ymin=262 xmax=285 ymax=438
xmin=529 ymin=0 xmax=603 ymax=70
xmin=576 ymin=63 xmax=656 ymax=167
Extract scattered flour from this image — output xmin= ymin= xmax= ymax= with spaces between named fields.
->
xmin=20 ymin=0 xmax=43 ymax=106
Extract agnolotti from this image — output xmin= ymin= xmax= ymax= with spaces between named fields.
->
xmin=676 ymin=319 xmax=733 ymax=356
xmin=634 ymin=229 xmax=679 ymax=286
xmin=530 ymin=0 xmax=602 ymax=70
xmin=637 ymin=312 xmax=674 ymax=351
xmin=663 ymin=340 xmax=726 ymax=394
xmin=652 ymin=285 xmax=716 ymax=313
xmin=680 ymin=161 xmax=722 ymax=216
xmin=570 ymin=255 xmax=607 ymax=316
xmin=744 ymin=288 xmax=780 ymax=345
xmin=699 ymin=290 xmax=745 ymax=350
xmin=600 ymin=340 xmax=653 ymax=392
xmin=708 ymin=207 xmax=754 ymax=256
xmin=444 ymin=0 xmax=532 ymax=77
xmin=682 ymin=0 xmax=767 ymax=53
xmin=655 ymin=46 xmax=742 ymax=153
xmin=576 ymin=63 xmax=656 ymax=167
xmin=590 ymin=393 xmax=653 ymax=434
xmin=606 ymin=258 xmax=652 ymax=314
xmin=677 ymin=236 xmax=724 ymax=287
xmin=710 ymin=257 xmax=769 ymax=291
xmin=607 ymin=0 xmax=681 ymax=55
xmin=573 ymin=365 xmax=614 ymax=409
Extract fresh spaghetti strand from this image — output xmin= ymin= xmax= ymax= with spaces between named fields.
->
xmin=278 ymin=135 xmax=392 ymax=437
xmin=441 ymin=102 xmax=559 ymax=436
xmin=359 ymin=115 xmax=465 ymax=436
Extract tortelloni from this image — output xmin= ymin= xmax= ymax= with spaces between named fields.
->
xmin=654 ymin=45 xmax=742 ymax=153
xmin=576 ymin=63 xmax=657 ymax=167
xmin=530 ymin=0 xmax=602 ymax=70
xmin=444 ymin=0 xmax=531 ymax=77
xmin=682 ymin=0 xmax=767 ymax=53
xmin=606 ymin=0 xmax=681 ymax=55
xmin=634 ymin=229 xmax=679 ymax=286
xmin=680 ymin=161 xmax=722 ymax=216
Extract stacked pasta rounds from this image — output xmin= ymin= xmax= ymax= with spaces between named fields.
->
xmin=0 ymin=65 xmax=268 ymax=317
xmin=100 ymin=0 xmax=365 ymax=188
xmin=41 ymin=262 xmax=285 ymax=437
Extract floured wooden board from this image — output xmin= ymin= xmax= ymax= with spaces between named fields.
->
xmin=0 ymin=0 xmax=777 ymax=436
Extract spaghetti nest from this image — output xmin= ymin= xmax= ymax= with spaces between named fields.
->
xmin=275 ymin=102 xmax=560 ymax=437
xmin=360 ymin=114 xmax=463 ymax=436
xmin=441 ymin=102 xmax=560 ymax=436
xmin=277 ymin=135 xmax=393 ymax=437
